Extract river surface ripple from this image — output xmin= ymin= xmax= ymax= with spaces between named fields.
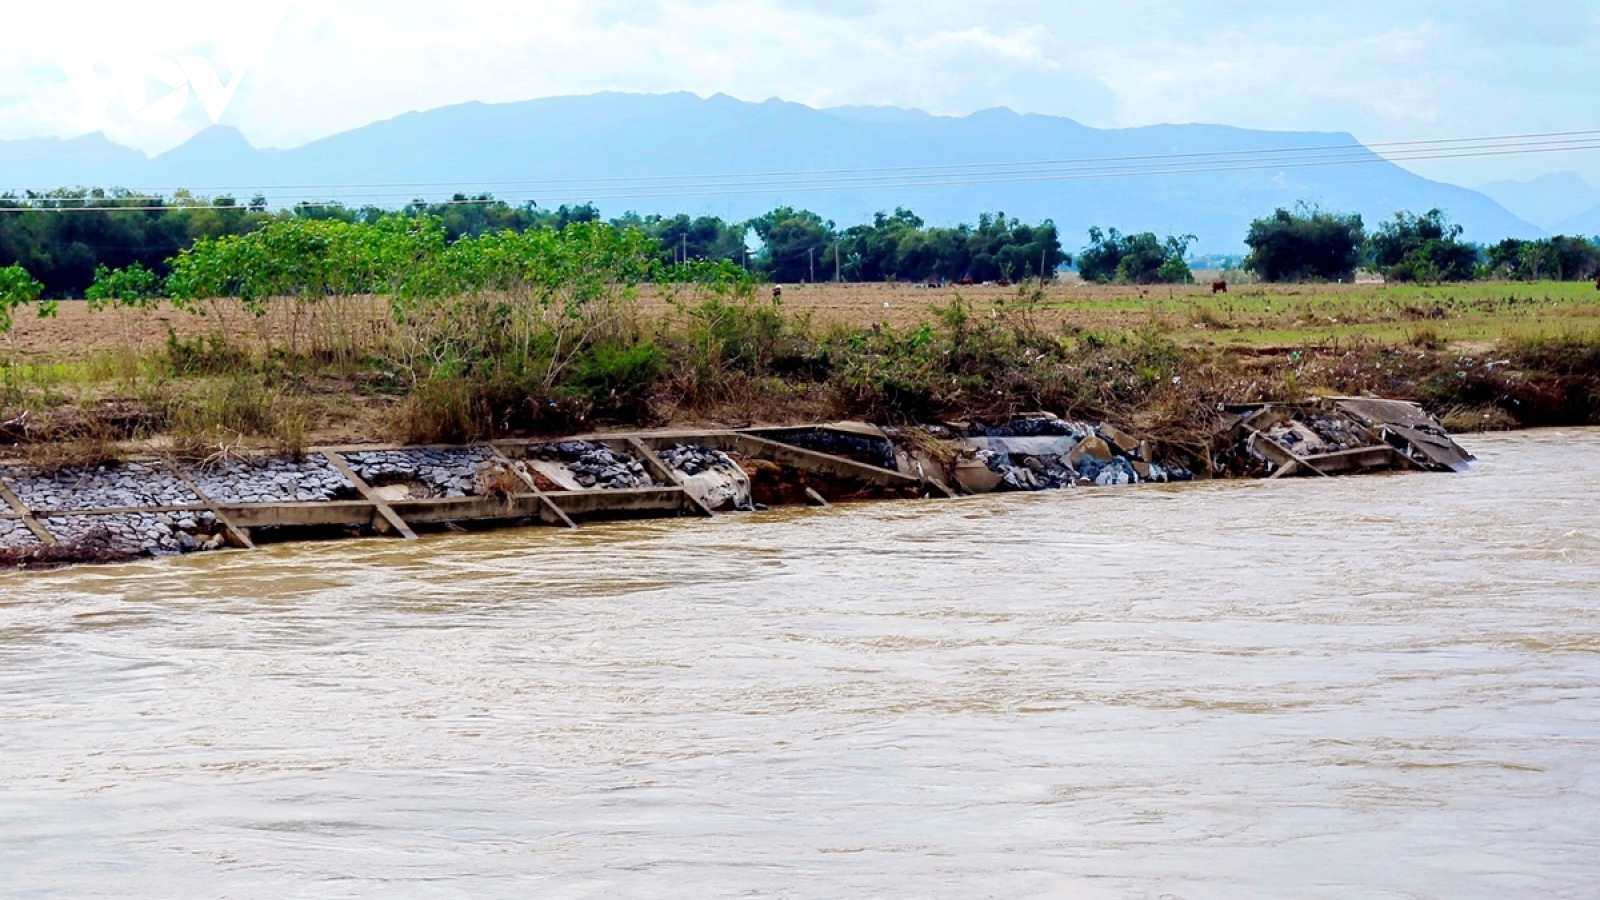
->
xmin=2 ymin=429 xmax=1598 ymax=899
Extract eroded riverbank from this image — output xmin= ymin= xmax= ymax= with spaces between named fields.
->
xmin=0 ymin=398 xmax=1471 ymax=568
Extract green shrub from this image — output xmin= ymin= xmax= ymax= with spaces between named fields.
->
xmin=164 ymin=329 xmax=250 ymax=377
xmin=569 ymin=340 xmax=666 ymax=418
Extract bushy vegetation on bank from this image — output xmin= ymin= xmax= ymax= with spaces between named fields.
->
xmin=0 ymin=216 xmax=1595 ymax=467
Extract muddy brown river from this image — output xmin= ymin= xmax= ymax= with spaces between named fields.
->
xmin=2 ymin=429 xmax=1597 ymax=899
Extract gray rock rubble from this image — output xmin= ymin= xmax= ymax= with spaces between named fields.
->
xmin=656 ymin=444 xmax=740 ymax=477
xmin=40 ymin=511 xmax=224 ymax=555
xmin=342 ymin=447 xmax=495 ymax=498
xmin=0 ymin=517 xmax=41 ymax=550
xmin=528 ymin=441 xmax=657 ymax=490
xmin=1 ymin=462 xmax=203 ymax=512
xmin=180 ymin=456 xmax=354 ymax=505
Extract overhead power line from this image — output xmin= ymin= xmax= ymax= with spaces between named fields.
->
xmin=2 ymin=128 xmax=1598 ymax=213
xmin=76 ymin=128 xmax=1600 ymax=193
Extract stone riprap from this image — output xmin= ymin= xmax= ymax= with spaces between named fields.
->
xmin=656 ymin=444 xmax=742 ymax=478
xmin=180 ymin=456 xmax=354 ymax=505
xmin=656 ymin=444 xmax=754 ymax=511
xmin=527 ymin=442 xmax=657 ymax=490
xmin=0 ymin=517 xmax=41 ymax=550
xmin=342 ymin=447 xmax=496 ymax=498
xmin=760 ymin=428 xmax=898 ymax=471
xmin=40 ymin=511 xmax=223 ymax=555
xmin=0 ymin=401 xmax=1469 ymax=571
xmin=1 ymin=462 xmax=204 ymax=513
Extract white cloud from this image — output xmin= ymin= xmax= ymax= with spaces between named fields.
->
xmin=0 ymin=0 xmax=1596 ymax=185
xmin=908 ymin=26 xmax=1055 ymax=66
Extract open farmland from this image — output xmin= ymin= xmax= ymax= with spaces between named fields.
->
xmin=6 ymin=280 xmax=1600 ymax=364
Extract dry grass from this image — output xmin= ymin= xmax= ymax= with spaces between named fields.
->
xmin=7 ymin=281 xmax=1600 ymax=363
xmin=2 ymin=281 xmax=1596 ymax=455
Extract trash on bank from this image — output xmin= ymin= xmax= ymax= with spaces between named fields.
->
xmin=935 ymin=414 xmax=1194 ymax=493
xmin=1223 ymin=396 xmax=1475 ymax=478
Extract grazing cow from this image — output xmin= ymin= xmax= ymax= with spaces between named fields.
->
xmin=772 ymin=286 xmax=783 ymax=300
xmin=1594 ymin=276 xmax=1600 ymax=291
xmin=1211 ymin=279 xmax=1228 ymax=295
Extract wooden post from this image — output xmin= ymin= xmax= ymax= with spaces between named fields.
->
xmin=486 ymin=445 xmax=578 ymax=529
xmin=627 ymin=438 xmax=715 ymax=518
xmin=0 ymin=480 xmax=56 ymax=546
xmin=163 ymin=460 xmax=256 ymax=550
xmin=320 ymin=451 xmax=420 ymax=540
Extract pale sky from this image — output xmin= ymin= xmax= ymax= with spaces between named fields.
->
xmin=3 ymin=1 xmax=1599 ymax=187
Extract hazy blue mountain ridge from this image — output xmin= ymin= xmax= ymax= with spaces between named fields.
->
xmin=0 ymin=92 xmax=1542 ymax=253
xmin=1554 ymin=203 xmax=1600 ymax=236
xmin=1476 ymin=171 xmax=1600 ymax=232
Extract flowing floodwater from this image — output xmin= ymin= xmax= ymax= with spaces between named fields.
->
xmin=2 ymin=430 xmax=1598 ymax=899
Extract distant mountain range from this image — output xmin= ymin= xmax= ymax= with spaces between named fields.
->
xmin=1564 ymin=207 xmax=1600 ymax=235
xmin=0 ymin=92 xmax=1547 ymax=253
xmin=1476 ymin=171 xmax=1600 ymax=234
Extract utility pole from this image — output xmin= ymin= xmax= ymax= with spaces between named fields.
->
xmin=835 ymin=241 xmax=842 ymax=282
xmin=809 ymin=247 xmax=815 ymax=284
xmin=681 ymin=234 xmax=687 ymax=265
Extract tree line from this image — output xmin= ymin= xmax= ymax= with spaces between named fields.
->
xmin=3 ymin=188 xmax=1598 ymax=300
xmin=1244 ymin=204 xmax=1600 ymax=284
xmin=0 ymin=190 xmax=1065 ymax=297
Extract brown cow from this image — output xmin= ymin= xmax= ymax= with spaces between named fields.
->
xmin=1211 ymin=279 xmax=1228 ymax=294
xmin=1594 ymin=276 xmax=1600 ymax=291
xmin=772 ymin=286 xmax=783 ymax=300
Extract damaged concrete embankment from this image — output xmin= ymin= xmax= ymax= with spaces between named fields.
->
xmin=0 ymin=397 xmax=1470 ymax=569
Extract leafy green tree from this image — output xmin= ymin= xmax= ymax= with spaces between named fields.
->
xmin=0 ymin=264 xmax=50 ymax=332
xmin=1486 ymin=236 xmax=1600 ymax=281
xmin=1367 ymin=209 xmax=1479 ymax=282
xmin=835 ymin=208 xmax=924 ymax=282
xmin=1244 ymin=205 xmax=1365 ymax=282
xmin=1156 ymin=254 xmax=1194 ymax=284
xmin=86 ymin=263 xmax=162 ymax=311
xmin=1077 ymin=228 xmax=1194 ymax=284
xmin=966 ymin=213 xmax=1065 ymax=282
xmin=0 ymin=189 xmax=274 ymax=297
xmin=393 ymin=220 xmax=663 ymax=402
xmin=826 ymin=210 xmax=1064 ymax=283
xmin=165 ymin=212 xmax=449 ymax=356
xmin=613 ymin=212 xmax=750 ymax=267
xmin=747 ymin=207 xmax=835 ymax=282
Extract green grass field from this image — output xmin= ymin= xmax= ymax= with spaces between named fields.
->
xmin=1040 ymin=281 xmax=1600 ymax=349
